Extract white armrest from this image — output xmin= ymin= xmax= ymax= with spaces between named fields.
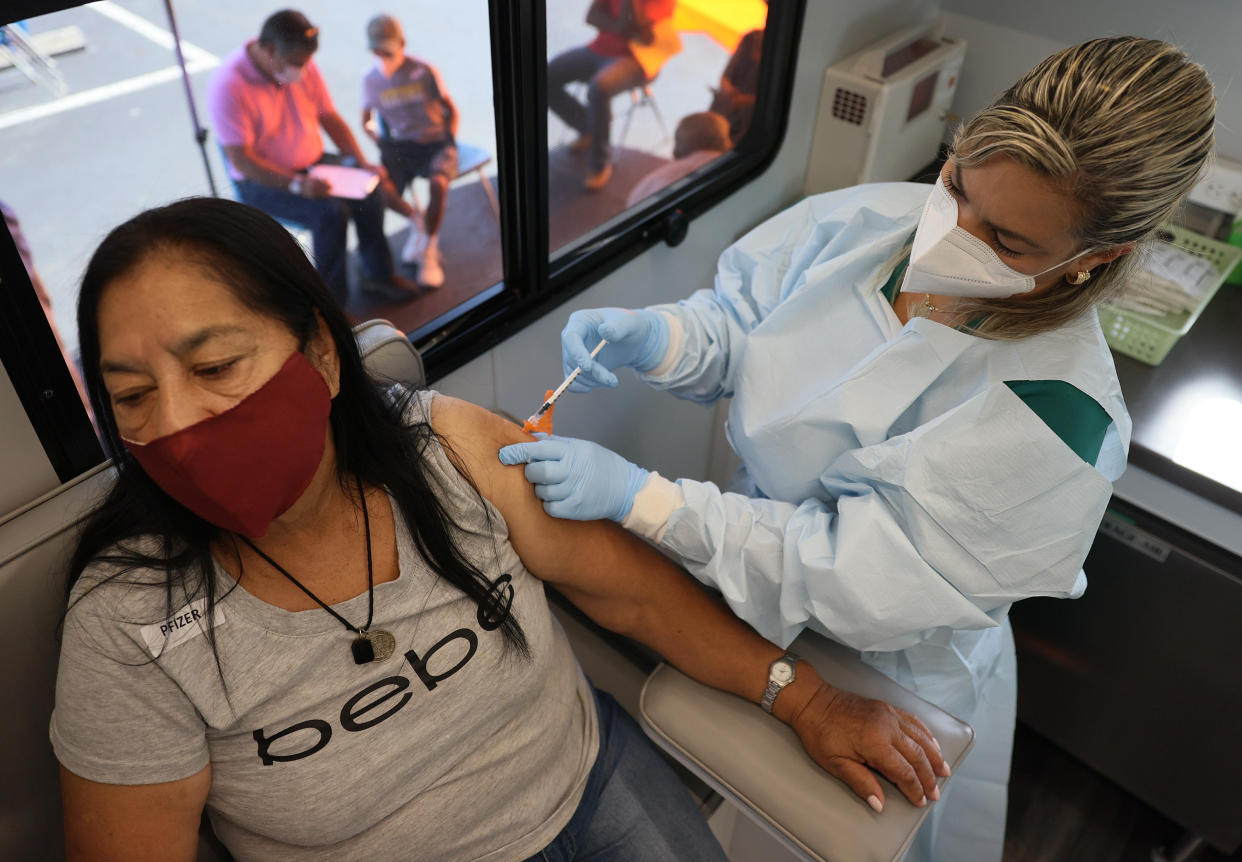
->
xmin=639 ymin=631 xmax=974 ymax=862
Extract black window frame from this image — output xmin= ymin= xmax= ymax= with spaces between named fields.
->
xmin=421 ymin=0 xmax=807 ymax=378
xmin=0 ymin=217 xmax=103 ymax=482
xmin=1 ymin=0 xmax=805 ymax=482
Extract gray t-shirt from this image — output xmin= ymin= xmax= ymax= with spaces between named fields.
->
xmin=361 ymin=56 xmax=453 ymax=144
xmin=51 ymin=391 xmax=599 ymax=860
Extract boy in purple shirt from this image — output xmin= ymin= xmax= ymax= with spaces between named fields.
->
xmin=208 ymin=9 xmax=418 ymax=306
xmin=362 ymin=14 xmax=459 ymax=289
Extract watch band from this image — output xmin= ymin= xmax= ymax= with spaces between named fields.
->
xmin=760 ymin=651 xmax=799 ymax=714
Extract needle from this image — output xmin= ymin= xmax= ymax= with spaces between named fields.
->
xmin=525 ymin=340 xmax=608 ymax=428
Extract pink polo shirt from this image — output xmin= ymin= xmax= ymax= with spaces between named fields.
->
xmin=207 ymin=41 xmax=335 ymax=180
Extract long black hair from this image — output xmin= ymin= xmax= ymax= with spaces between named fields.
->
xmin=69 ymin=196 xmax=527 ymax=672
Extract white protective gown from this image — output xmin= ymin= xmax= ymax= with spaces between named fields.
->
xmin=624 ymin=183 xmax=1131 ymax=861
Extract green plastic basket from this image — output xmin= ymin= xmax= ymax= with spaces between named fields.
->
xmin=1098 ymin=224 xmax=1242 ymax=365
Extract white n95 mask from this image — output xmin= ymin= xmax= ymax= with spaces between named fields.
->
xmin=902 ymin=178 xmax=1089 ymax=299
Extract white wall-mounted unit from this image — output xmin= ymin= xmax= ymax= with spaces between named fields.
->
xmin=804 ymin=19 xmax=965 ymax=195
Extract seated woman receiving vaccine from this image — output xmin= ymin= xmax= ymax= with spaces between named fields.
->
xmin=50 ymin=197 xmax=946 ymax=862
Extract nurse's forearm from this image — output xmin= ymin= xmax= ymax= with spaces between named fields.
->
xmin=635 ymin=297 xmax=738 ymax=403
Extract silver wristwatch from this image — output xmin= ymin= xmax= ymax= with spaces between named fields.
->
xmin=760 ymin=651 xmax=799 ymax=713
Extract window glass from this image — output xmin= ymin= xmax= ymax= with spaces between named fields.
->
xmin=545 ymin=0 xmax=768 ymax=257
xmin=0 ymin=2 xmax=501 ymax=368
xmin=3 ymin=0 xmax=798 ymax=469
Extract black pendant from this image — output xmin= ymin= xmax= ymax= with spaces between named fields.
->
xmin=352 ymin=636 xmax=375 ymax=664
xmin=351 ymin=629 xmax=397 ymax=664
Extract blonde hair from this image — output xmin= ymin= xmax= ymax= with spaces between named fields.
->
xmin=948 ymin=37 xmax=1216 ymax=339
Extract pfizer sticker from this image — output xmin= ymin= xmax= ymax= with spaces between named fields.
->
xmin=140 ymin=597 xmax=226 ymax=658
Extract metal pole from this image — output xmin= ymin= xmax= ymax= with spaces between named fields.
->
xmin=162 ymin=0 xmax=218 ymax=196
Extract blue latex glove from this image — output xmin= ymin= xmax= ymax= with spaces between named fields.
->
xmin=498 ymin=434 xmax=650 ymax=522
xmin=561 ymin=307 xmax=670 ymax=392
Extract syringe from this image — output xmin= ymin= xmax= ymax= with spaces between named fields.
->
xmin=524 ymin=339 xmax=608 ymax=430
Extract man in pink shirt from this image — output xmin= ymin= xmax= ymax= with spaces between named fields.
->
xmin=208 ymin=9 xmax=417 ymax=306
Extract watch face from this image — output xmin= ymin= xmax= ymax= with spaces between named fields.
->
xmin=772 ymin=661 xmax=795 ymax=684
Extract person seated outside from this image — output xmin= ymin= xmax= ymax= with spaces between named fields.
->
xmin=207 ymin=9 xmax=418 ymax=308
xmin=626 ymin=111 xmax=730 ymax=207
xmin=53 ymin=196 xmax=947 ymax=861
xmin=361 ymin=13 xmax=458 ymax=290
xmin=548 ymin=0 xmax=675 ymax=192
xmin=710 ymin=26 xmax=763 ymax=145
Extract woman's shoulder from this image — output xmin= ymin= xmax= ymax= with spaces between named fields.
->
xmin=424 ymin=391 xmax=528 ymax=479
xmin=967 ymin=310 xmax=1130 ymax=469
xmin=385 ymin=385 xmax=524 ymax=454
xmin=62 ymin=536 xmax=206 ymax=664
xmin=383 ymin=388 xmax=527 ymax=514
xmin=1003 ymin=310 xmax=1123 ymax=396
xmin=68 ymin=535 xmax=199 ymax=619
xmin=387 ymin=383 xmax=433 ymax=423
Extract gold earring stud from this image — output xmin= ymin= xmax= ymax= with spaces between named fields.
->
xmin=1069 ymin=270 xmax=1092 ymax=285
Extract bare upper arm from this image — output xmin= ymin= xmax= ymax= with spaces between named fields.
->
xmin=61 ymin=763 xmax=210 ymax=862
xmin=427 ymin=394 xmax=592 ymax=570
xmin=428 ymin=395 xmax=670 ymax=633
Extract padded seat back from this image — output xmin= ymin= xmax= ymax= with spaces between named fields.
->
xmin=353 ymin=319 xmax=424 ymax=387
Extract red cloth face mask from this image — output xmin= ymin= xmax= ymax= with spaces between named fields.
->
xmin=123 ymin=352 xmax=332 ymax=538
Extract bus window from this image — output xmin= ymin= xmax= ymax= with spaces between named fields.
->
xmin=539 ymin=1 xmax=802 ymax=308
xmin=545 ymin=0 xmax=770 ymax=258
xmin=0 ymin=1 xmax=502 ymax=474
xmin=0 ymin=1 xmax=502 ymax=348
xmin=1 ymin=0 xmax=801 ymax=472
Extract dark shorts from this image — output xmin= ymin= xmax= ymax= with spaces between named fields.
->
xmin=379 ymin=138 xmax=459 ymax=192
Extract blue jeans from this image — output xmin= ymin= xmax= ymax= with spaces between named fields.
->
xmin=526 ymin=686 xmax=728 ymax=862
xmin=546 ymin=46 xmax=648 ymax=171
xmin=235 ymin=154 xmax=395 ymax=308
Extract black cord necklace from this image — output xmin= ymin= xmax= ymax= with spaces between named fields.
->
xmin=240 ymin=479 xmax=396 ymax=665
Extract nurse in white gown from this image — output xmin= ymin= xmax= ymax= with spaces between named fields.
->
xmin=500 ymin=37 xmax=1216 ymax=861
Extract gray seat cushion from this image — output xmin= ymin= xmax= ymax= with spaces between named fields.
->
xmin=352 ymin=319 xmax=424 ymax=388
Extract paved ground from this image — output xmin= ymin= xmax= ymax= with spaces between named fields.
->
xmin=1 ymin=1 xmax=731 ymax=355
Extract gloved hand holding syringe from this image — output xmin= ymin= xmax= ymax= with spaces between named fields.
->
xmin=504 ymin=334 xmax=651 ymax=522
xmin=522 ymin=340 xmax=608 ymax=433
